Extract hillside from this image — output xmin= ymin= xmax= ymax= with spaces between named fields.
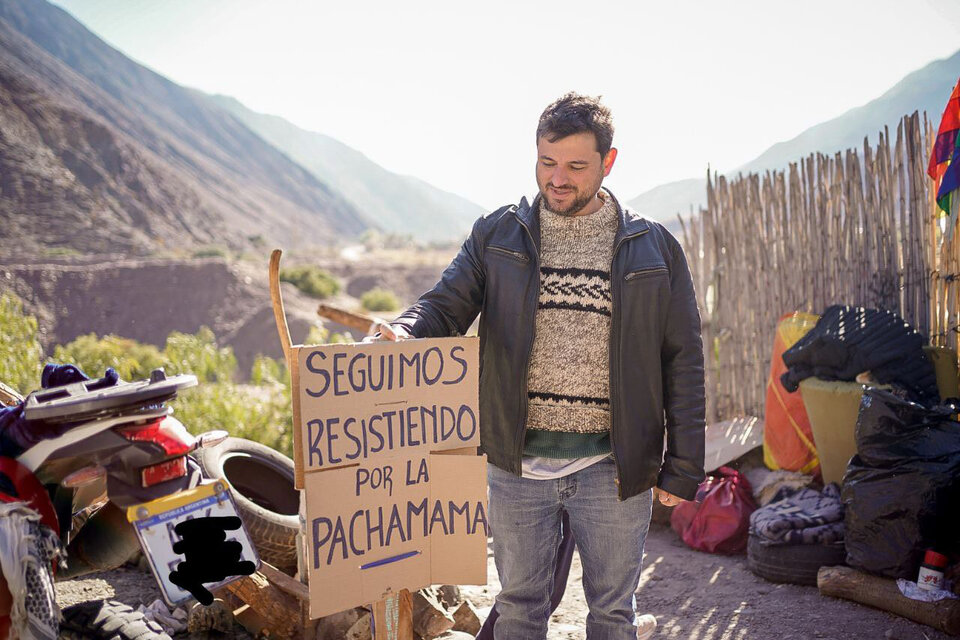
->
xmin=208 ymin=95 xmax=484 ymax=242
xmin=629 ymin=49 xmax=960 ymax=224
xmin=0 ymin=0 xmax=370 ymax=256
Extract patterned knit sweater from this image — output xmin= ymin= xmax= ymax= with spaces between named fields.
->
xmin=523 ymin=190 xmax=618 ymax=458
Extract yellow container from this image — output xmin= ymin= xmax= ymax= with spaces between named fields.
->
xmin=799 ymin=346 xmax=958 ymax=486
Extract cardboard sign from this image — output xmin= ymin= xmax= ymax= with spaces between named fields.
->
xmin=293 ymin=337 xmax=488 ymax=618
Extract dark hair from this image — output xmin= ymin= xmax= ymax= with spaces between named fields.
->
xmin=536 ymin=92 xmax=614 ymax=157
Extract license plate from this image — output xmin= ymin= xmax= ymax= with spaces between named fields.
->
xmin=127 ymin=481 xmax=260 ymax=606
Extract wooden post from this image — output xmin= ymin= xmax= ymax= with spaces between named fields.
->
xmin=316 ymin=303 xmax=383 ymax=334
xmin=371 ymin=590 xmax=414 ymax=640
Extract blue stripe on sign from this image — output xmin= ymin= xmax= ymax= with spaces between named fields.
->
xmin=134 ymin=495 xmax=222 ymax=530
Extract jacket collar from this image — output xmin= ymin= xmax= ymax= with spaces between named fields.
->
xmin=514 ymin=189 xmax=650 ymax=247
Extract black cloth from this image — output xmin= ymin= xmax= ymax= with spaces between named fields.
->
xmin=843 ymin=387 xmax=960 ymax=578
xmin=780 ymin=305 xmax=938 ymax=404
xmin=391 ymin=190 xmax=706 ymax=500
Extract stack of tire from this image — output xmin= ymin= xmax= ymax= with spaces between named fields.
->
xmin=192 ymin=437 xmax=300 ymax=575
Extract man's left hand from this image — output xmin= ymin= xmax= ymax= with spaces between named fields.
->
xmin=654 ymin=488 xmax=684 ymax=507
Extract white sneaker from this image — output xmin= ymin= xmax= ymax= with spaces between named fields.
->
xmin=636 ymin=614 xmax=658 ymax=640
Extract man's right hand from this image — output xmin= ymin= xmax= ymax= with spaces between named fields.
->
xmin=362 ymin=322 xmax=414 ymax=343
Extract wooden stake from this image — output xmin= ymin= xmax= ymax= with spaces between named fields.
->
xmin=371 ymin=590 xmax=414 ymax=640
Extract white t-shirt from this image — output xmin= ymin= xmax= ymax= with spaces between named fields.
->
xmin=521 ymin=453 xmax=611 ymax=480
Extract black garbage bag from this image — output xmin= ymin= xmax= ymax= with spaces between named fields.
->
xmin=780 ymin=305 xmax=938 ymax=405
xmin=842 ymin=387 xmax=960 ymax=579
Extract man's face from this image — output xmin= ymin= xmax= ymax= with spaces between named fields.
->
xmin=536 ymin=131 xmax=617 ymax=216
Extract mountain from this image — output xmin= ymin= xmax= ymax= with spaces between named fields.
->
xmin=208 ymin=95 xmax=485 ymax=243
xmin=629 ymin=48 xmax=960 ymax=225
xmin=0 ymin=0 xmax=370 ymax=256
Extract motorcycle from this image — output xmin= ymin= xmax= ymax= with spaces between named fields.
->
xmin=0 ymin=365 xmax=234 ymax=640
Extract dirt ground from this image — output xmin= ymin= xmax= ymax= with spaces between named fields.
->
xmin=57 ymin=522 xmax=951 ymax=640
xmin=460 ymin=522 xmax=951 ymax=640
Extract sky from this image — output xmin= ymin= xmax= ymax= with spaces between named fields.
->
xmin=51 ymin=0 xmax=960 ymax=211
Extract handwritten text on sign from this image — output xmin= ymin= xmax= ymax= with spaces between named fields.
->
xmin=298 ymin=341 xmax=479 ymax=470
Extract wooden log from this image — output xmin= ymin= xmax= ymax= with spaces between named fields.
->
xmin=259 ymin=561 xmax=310 ymax=602
xmin=817 ymin=566 xmax=960 ymax=636
xmin=451 ymin=601 xmax=482 ymax=636
xmin=224 ymin=570 xmax=302 ymax=640
xmin=412 ymin=588 xmax=456 ymax=639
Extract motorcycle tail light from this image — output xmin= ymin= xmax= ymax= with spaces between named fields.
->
xmin=62 ymin=464 xmax=107 ymax=488
xmin=118 ymin=417 xmax=194 ymax=456
xmin=141 ymin=456 xmax=188 ymax=488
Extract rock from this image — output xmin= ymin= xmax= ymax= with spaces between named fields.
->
xmin=413 ymin=588 xmax=456 ymax=639
xmin=316 ymin=607 xmax=365 ymax=640
xmin=436 ymin=584 xmax=462 ymax=609
xmin=346 ymin=612 xmax=372 ymax=640
xmin=433 ymin=633 xmax=475 ymax=640
xmin=187 ymin=599 xmax=234 ymax=634
xmin=451 ymin=601 xmax=481 ymax=636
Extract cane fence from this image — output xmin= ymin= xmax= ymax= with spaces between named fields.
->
xmin=680 ymin=111 xmax=960 ymax=424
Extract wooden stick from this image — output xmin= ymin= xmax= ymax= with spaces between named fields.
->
xmin=269 ymin=249 xmax=305 ymax=489
xmin=269 ymin=249 xmax=294 ymax=364
xmin=371 ymin=590 xmax=414 ymax=640
xmin=317 ymin=303 xmax=382 ymax=335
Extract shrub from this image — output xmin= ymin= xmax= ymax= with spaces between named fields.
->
xmin=305 ymin=325 xmax=352 ymax=345
xmin=192 ymin=246 xmax=228 ymax=259
xmin=360 ymin=287 xmax=399 ymax=312
xmin=250 ymin=354 xmax=287 ymax=385
xmin=171 ymin=383 xmax=293 ymax=458
xmin=279 ymin=266 xmax=340 ymax=299
xmin=0 ymin=292 xmax=43 ymax=393
xmin=164 ymin=327 xmax=236 ymax=382
xmin=53 ymin=334 xmax=167 ymax=381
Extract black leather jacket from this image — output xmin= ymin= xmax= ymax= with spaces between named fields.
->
xmin=393 ymin=190 xmax=705 ymax=500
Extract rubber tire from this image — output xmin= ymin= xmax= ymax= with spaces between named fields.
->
xmin=59 ymin=600 xmax=170 ymax=640
xmin=747 ymin=533 xmax=847 ymax=586
xmin=191 ymin=436 xmax=300 ymax=573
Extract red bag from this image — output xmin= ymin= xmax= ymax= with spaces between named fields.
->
xmin=669 ymin=467 xmax=757 ymax=554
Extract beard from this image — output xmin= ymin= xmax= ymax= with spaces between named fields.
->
xmin=541 ymin=186 xmax=597 ymax=216
xmin=537 ymin=172 xmax=604 ymax=217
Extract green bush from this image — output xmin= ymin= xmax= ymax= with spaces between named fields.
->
xmin=360 ymin=287 xmax=399 ymax=312
xmin=192 ymin=246 xmax=228 ymax=259
xmin=164 ymin=327 xmax=236 ymax=382
xmin=305 ymin=325 xmax=352 ymax=345
xmin=250 ymin=354 xmax=287 ymax=385
xmin=0 ymin=292 xmax=43 ymax=393
xmin=279 ymin=266 xmax=340 ymax=299
xmin=53 ymin=334 xmax=167 ymax=381
xmin=17 ymin=318 xmax=292 ymax=457
xmin=171 ymin=383 xmax=293 ymax=458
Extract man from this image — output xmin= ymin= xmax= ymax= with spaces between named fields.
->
xmin=377 ymin=93 xmax=705 ymax=639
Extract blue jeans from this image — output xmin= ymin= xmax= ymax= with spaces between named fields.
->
xmin=487 ymin=458 xmax=653 ymax=640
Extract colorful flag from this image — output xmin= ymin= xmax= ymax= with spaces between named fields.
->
xmin=928 ymin=79 xmax=960 ymax=227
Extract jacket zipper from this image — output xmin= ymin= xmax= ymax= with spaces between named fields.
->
xmin=488 ymin=245 xmax=530 ymax=263
xmin=610 ymin=228 xmax=651 ymax=499
xmin=624 ymin=265 xmax=667 ymax=281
